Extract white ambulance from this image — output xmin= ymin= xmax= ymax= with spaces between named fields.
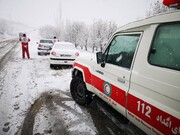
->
xmin=70 ymin=1 xmax=180 ymax=134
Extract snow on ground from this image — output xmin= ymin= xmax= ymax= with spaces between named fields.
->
xmin=0 ymin=30 xmax=97 ymax=135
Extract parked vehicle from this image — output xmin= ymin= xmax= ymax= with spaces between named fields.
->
xmin=70 ymin=4 xmax=180 ymax=135
xmin=50 ymin=42 xmax=79 ymax=69
xmin=37 ymin=39 xmax=54 ymax=55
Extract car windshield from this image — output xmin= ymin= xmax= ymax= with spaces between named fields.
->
xmin=54 ymin=43 xmax=75 ymax=49
xmin=40 ymin=40 xmax=53 ymax=44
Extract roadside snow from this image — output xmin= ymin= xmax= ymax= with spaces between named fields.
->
xmin=0 ymin=30 xmax=97 ymax=135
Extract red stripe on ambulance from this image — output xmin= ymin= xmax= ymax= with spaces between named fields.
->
xmin=74 ymin=63 xmax=92 ymax=84
xmin=91 ymin=74 xmax=126 ymax=107
xmin=74 ymin=62 xmax=126 ymax=107
xmin=127 ymin=94 xmax=180 ymax=135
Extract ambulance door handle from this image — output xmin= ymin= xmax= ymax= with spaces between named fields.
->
xmin=95 ymin=70 xmax=104 ymax=75
xmin=117 ymin=77 xmax=125 ymax=83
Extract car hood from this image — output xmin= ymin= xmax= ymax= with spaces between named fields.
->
xmin=76 ymin=52 xmax=96 ymax=61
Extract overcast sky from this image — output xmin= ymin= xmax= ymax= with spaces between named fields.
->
xmin=0 ymin=0 xmax=159 ymax=28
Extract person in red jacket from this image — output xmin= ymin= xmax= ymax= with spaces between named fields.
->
xmin=19 ymin=34 xmax=30 ymax=59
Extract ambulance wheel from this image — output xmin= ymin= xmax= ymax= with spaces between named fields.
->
xmin=70 ymin=77 xmax=93 ymax=106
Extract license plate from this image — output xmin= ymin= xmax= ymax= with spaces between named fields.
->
xmin=60 ymin=54 xmax=71 ymax=57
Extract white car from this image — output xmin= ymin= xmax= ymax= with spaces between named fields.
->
xmin=37 ymin=39 xmax=54 ymax=55
xmin=50 ymin=42 xmax=79 ymax=68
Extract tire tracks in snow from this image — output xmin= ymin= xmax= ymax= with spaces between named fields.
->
xmin=21 ymin=91 xmax=70 ymax=135
xmin=0 ymin=39 xmax=19 ymax=98
xmin=0 ymin=39 xmax=19 ymax=71
xmin=21 ymin=90 xmax=97 ymax=135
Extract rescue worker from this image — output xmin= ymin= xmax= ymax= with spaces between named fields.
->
xmin=19 ymin=34 xmax=30 ymax=59
xmin=53 ymin=36 xmax=59 ymax=43
xmin=53 ymin=36 xmax=57 ymax=43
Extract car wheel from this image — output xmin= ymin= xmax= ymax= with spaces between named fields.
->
xmin=50 ymin=64 xmax=54 ymax=69
xmin=70 ymin=77 xmax=93 ymax=106
xmin=38 ymin=52 xmax=41 ymax=55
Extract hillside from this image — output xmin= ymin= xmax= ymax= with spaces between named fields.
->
xmin=0 ymin=18 xmax=33 ymax=40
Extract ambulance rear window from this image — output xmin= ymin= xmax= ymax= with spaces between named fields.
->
xmin=40 ymin=40 xmax=53 ymax=44
xmin=149 ymin=22 xmax=180 ymax=71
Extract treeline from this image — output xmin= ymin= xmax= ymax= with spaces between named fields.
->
xmin=39 ymin=19 xmax=117 ymax=52
xmin=39 ymin=0 xmax=175 ymax=52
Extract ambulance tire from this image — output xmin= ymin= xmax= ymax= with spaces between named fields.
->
xmin=70 ymin=77 xmax=93 ymax=106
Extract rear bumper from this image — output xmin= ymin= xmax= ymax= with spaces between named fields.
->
xmin=50 ymin=58 xmax=75 ymax=65
xmin=38 ymin=48 xmax=51 ymax=54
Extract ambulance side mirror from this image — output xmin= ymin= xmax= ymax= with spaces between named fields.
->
xmin=96 ymin=52 xmax=103 ymax=64
xmin=96 ymin=52 xmax=105 ymax=67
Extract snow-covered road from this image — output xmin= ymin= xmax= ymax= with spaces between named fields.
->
xmin=0 ymin=32 xmax=97 ymax=135
xmin=0 ymin=31 xmax=145 ymax=135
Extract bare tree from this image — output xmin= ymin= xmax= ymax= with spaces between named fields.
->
xmin=107 ymin=21 xmax=117 ymax=40
xmin=39 ymin=25 xmax=56 ymax=39
xmin=64 ymin=21 xmax=88 ymax=48
xmin=83 ymin=27 xmax=89 ymax=51
xmin=76 ymin=23 xmax=89 ymax=50
xmin=89 ymin=19 xmax=117 ymax=52
xmin=69 ymin=22 xmax=80 ymax=47
xmin=146 ymin=0 xmax=175 ymax=17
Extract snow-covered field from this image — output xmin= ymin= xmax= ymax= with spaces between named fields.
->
xmin=0 ymin=31 xmax=97 ymax=135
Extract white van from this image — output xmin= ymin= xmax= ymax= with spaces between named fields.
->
xmin=70 ymin=6 xmax=180 ymax=135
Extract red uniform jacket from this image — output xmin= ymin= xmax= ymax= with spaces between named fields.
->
xmin=19 ymin=36 xmax=30 ymax=47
